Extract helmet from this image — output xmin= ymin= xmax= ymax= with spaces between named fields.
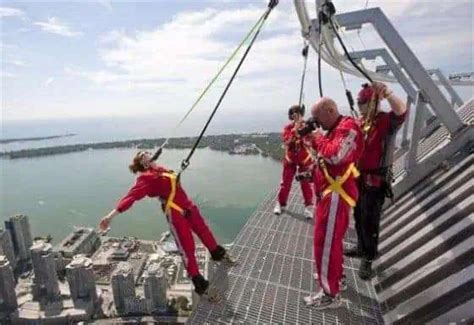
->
xmin=288 ymin=104 xmax=305 ymax=120
xmin=357 ymin=83 xmax=374 ymax=105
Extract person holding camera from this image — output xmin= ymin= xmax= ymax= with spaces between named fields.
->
xmin=302 ymin=97 xmax=364 ymax=309
xmin=274 ymin=105 xmax=314 ymax=219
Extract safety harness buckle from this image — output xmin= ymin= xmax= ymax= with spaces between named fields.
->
xmin=320 ymin=160 xmax=359 ymax=207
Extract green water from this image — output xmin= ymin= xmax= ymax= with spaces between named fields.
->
xmin=0 ymin=148 xmax=281 ymax=244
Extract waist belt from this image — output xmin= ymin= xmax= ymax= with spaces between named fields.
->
xmin=161 ymin=172 xmax=185 ymax=215
xmin=285 ymin=144 xmax=313 ymax=165
xmin=320 ymin=160 xmax=360 ymax=207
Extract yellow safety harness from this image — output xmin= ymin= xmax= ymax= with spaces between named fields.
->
xmin=285 ymin=145 xmax=313 ymax=165
xmin=285 ymin=130 xmax=313 ymax=165
xmin=319 ymin=159 xmax=360 ymax=207
xmin=161 ymin=172 xmax=185 ymax=215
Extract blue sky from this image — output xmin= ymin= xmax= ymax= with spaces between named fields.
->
xmin=1 ymin=0 xmax=473 ymax=123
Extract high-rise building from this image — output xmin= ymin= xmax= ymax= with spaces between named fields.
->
xmin=0 ymin=228 xmax=17 ymax=269
xmin=30 ymin=241 xmax=61 ymax=303
xmin=111 ymin=262 xmax=135 ymax=314
xmin=143 ymin=262 xmax=168 ymax=313
xmin=66 ymin=255 xmax=98 ymax=305
xmin=56 ymin=227 xmax=101 ymax=259
xmin=0 ymin=255 xmax=18 ymax=315
xmin=5 ymin=215 xmax=33 ymax=263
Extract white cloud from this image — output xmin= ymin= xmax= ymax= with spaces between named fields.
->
xmin=73 ymin=5 xmax=300 ymax=93
xmin=0 ymin=7 xmax=24 ymax=18
xmin=34 ymin=17 xmax=83 ymax=37
xmin=1 ymin=71 xmax=19 ymax=78
xmin=97 ymin=0 xmax=112 ymax=10
xmin=63 ymin=0 xmax=472 ymax=120
xmin=5 ymin=0 xmax=472 ymax=122
xmin=0 ymin=42 xmax=17 ymax=50
xmin=5 ymin=60 xmax=27 ymax=67
xmin=44 ymin=77 xmax=55 ymax=87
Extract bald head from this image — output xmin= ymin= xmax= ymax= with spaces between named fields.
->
xmin=311 ymin=97 xmax=340 ymax=130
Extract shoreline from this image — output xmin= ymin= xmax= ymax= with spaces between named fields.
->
xmin=0 ymin=133 xmax=76 ymax=144
xmin=0 ymin=132 xmax=285 ymax=162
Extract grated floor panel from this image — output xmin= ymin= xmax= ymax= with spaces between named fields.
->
xmin=189 ymin=187 xmax=384 ymax=324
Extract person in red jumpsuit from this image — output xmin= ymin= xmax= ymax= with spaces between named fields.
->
xmin=303 ymin=97 xmax=364 ymax=309
xmin=274 ymin=105 xmax=314 ymax=218
xmin=98 ymin=151 xmax=234 ymax=299
xmin=344 ymin=82 xmax=407 ymax=280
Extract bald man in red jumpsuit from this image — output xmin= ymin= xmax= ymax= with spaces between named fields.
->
xmin=303 ymin=98 xmax=364 ymax=309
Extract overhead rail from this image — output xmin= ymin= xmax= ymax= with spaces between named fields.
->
xmin=293 ymin=0 xmax=474 ymax=87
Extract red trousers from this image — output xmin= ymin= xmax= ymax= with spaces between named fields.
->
xmin=167 ymin=204 xmax=218 ymax=277
xmin=313 ymin=192 xmax=350 ymax=296
xmin=278 ymin=160 xmax=313 ymax=206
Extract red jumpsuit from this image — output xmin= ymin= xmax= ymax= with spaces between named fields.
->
xmin=116 ymin=165 xmax=219 ymax=278
xmin=277 ymin=122 xmax=314 ymax=207
xmin=312 ymin=116 xmax=364 ymax=296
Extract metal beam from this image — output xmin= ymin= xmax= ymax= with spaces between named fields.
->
xmin=334 ymin=8 xmax=465 ymax=135
xmin=401 ymin=96 xmax=412 ymax=148
xmin=349 ymin=49 xmax=417 ymax=101
xmin=405 ymin=92 xmax=425 ymax=172
xmin=428 ymin=69 xmax=464 ymax=107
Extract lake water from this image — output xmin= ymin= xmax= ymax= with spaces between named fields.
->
xmin=0 ymin=148 xmax=282 ymax=244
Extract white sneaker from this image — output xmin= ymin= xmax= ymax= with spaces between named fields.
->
xmin=305 ymin=291 xmax=342 ymax=309
xmin=274 ymin=203 xmax=283 ymax=215
xmin=304 ymin=206 xmax=313 ymax=219
xmin=304 ymin=290 xmax=323 ymax=305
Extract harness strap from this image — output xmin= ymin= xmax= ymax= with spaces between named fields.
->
xmin=320 ymin=160 xmax=359 ymax=207
xmin=161 ymin=172 xmax=185 ymax=215
xmin=285 ymin=143 xmax=313 ymax=165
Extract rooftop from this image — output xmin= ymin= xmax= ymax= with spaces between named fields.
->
xmin=57 ymin=227 xmax=97 ymax=252
xmin=67 ymin=255 xmax=92 ymax=269
xmin=113 ymin=262 xmax=133 ymax=276
xmin=30 ymin=241 xmax=53 ymax=254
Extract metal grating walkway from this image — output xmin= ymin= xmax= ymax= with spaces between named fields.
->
xmin=190 ymin=188 xmax=384 ymax=324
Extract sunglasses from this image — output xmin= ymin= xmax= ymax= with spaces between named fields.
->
xmin=138 ymin=151 xmax=151 ymax=159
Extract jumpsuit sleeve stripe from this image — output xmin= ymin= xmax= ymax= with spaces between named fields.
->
xmin=321 ymin=192 xmax=340 ymax=295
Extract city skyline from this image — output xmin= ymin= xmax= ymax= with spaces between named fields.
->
xmin=0 ymin=215 xmax=208 ymax=322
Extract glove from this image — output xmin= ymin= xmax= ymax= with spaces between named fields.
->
xmin=151 ymin=147 xmax=163 ymax=162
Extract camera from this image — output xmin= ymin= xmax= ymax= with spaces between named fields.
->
xmin=297 ymin=117 xmax=320 ymax=137
xmin=295 ymin=170 xmax=313 ymax=182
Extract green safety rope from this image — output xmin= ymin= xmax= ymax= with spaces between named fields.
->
xmin=151 ymin=11 xmax=267 ymax=161
xmin=178 ymin=0 xmax=279 ymax=175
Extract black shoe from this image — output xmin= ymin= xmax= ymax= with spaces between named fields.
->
xmin=210 ymin=245 xmax=226 ymax=261
xmin=344 ymin=246 xmax=364 ymax=258
xmin=358 ymin=259 xmax=374 ymax=280
xmin=192 ymin=274 xmax=209 ymax=295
